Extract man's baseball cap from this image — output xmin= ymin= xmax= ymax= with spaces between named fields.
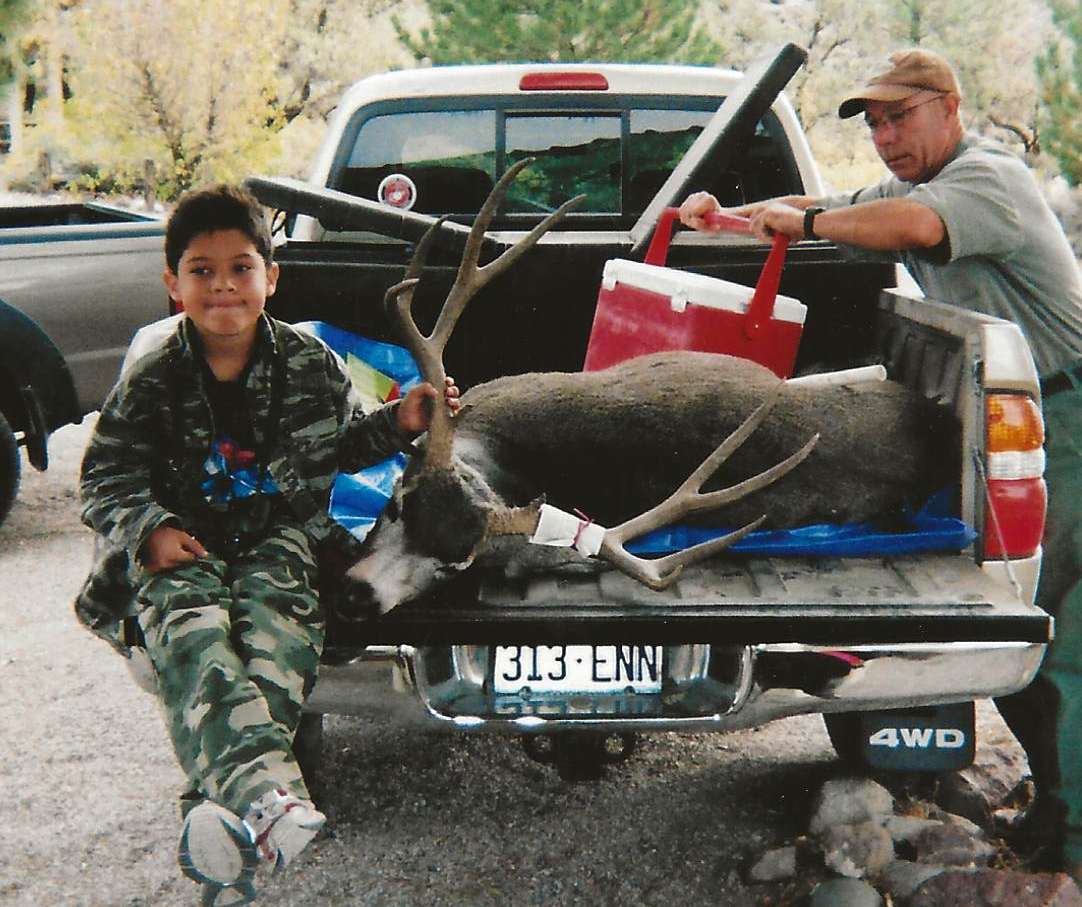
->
xmin=838 ymin=49 xmax=961 ymax=119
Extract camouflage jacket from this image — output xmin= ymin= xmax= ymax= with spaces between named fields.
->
xmin=77 ymin=314 xmax=411 ymax=648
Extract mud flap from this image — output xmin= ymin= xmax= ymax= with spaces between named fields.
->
xmin=858 ymin=702 xmax=976 ymax=772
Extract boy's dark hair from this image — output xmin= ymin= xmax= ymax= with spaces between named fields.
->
xmin=165 ymin=183 xmax=273 ymax=273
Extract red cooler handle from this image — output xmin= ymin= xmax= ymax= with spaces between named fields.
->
xmin=644 ymin=207 xmax=753 ymax=266
xmin=643 ymin=207 xmax=789 ymax=339
xmin=745 ymin=234 xmax=789 ymax=340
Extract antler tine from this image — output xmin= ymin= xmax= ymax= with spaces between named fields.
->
xmin=431 ymin=160 xmax=586 ymax=350
xmin=598 ymin=389 xmax=820 ymax=590
xmin=384 ymin=215 xmax=455 ymax=388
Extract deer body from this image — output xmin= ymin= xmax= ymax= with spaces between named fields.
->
xmin=454 ymin=351 xmax=955 ymax=529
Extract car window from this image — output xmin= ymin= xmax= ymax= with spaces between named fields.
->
xmin=504 ymin=113 xmax=621 ymax=214
xmin=341 ymin=109 xmax=497 ymax=215
xmin=332 ymin=100 xmax=796 ymax=223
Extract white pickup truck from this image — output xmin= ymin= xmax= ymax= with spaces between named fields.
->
xmin=230 ymin=45 xmax=1051 ymax=781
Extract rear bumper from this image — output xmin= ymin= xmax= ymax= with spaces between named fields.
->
xmin=305 ymin=639 xmax=1046 ymax=733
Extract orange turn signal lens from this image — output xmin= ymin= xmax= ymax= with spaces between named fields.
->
xmin=986 ymin=394 xmax=1044 ymax=453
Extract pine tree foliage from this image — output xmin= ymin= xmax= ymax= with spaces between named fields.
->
xmin=394 ymin=0 xmax=724 ymax=65
xmin=1038 ymin=0 xmax=1082 ymax=185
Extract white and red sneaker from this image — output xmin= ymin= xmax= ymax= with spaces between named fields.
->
xmin=178 ymin=801 xmax=259 ymax=907
xmin=243 ymin=788 xmax=326 ymax=872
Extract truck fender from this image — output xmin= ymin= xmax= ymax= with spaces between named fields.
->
xmin=0 ymin=298 xmax=81 ymax=471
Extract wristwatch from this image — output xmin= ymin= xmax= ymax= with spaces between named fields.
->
xmin=803 ymin=206 xmax=825 ymax=241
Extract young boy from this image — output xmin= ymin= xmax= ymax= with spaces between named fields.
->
xmin=79 ymin=184 xmax=457 ymax=906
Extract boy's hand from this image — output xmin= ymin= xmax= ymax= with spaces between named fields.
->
xmin=397 ymin=376 xmax=461 ymax=435
xmin=140 ymin=525 xmax=208 ymax=573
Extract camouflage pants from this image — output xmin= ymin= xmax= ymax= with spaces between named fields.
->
xmin=136 ymin=521 xmax=323 ymax=817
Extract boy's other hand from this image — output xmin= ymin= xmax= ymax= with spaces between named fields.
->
xmin=140 ymin=525 xmax=208 ymax=573
xmin=397 ymin=376 xmax=461 ymax=435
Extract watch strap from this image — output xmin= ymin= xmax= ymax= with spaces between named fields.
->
xmin=803 ymin=206 xmax=825 ymax=241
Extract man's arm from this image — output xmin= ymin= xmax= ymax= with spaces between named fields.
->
xmin=750 ymin=197 xmax=946 ymax=250
xmin=679 ymin=190 xmax=945 ymax=252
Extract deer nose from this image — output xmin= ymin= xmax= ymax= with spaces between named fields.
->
xmin=339 ymin=577 xmax=381 ymax=621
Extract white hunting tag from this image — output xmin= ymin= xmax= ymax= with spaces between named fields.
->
xmin=529 ymin=504 xmax=607 ymax=558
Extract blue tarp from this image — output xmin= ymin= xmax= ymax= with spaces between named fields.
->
xmin=297 ymin=321 xmax=420 ymax=542
xmin=312 ymin=322 xmax=976 ymax=555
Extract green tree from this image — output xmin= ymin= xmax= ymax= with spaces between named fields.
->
xmin=52 ymin=0 xmax=397 ymax=198
xmin=1038 ymin=0 xmax=1082 ymax=184
xmin=0 ymin=0 xmax=32 ymax=85
xmin=395 ymin=0 xmax=724 ymax=65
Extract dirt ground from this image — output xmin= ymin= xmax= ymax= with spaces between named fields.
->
xmin=0 ymin=419 xmax=1026 ymax=907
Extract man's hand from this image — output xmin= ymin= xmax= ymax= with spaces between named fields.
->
xmin=140 ymin=525 xmax=208 ymax=573
xmin=397 ymin=375 xmax=461 ymax=435
xmin=678 ymin=191 xmax=724 ymax=232
xmin=748 ymin=202 xmax=806 ymax=244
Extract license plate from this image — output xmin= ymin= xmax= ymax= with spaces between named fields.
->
xmin=493 ymin=645 xmax=663 ymax=694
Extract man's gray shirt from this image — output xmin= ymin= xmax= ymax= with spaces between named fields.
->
xmin=822 ymin=134 xmax=1082 ymax=378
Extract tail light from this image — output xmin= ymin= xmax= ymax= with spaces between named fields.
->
xmin=519 ymin=72 xmax=609 ymax=91
xmin=983 ymin=394 xmax=1046 ymax=559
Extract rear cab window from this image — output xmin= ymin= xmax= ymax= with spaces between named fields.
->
xmin=327 ymin=94 xmax=803 ymax=236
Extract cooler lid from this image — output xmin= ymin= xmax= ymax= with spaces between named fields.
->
xmin=602 ymin=258 xmax=807 ymax=325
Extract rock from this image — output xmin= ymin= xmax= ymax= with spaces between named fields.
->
xmin=910 ymin=822 xmax=996 ymax=868
xmin=908 ymin=868 xmax=1082 ymax=906
xmin=808 ymin=877 xmax=883 ymax=907
xmin=884 ymin=815 xmax=944 ymax=844
xmin=875 ymin=859 xmax=947 ymax=901
xmin=936 ymin=771 xmax=994 ymax=830
xmin=820 ymin=821 xmax=895 ymax=879
xmin=746 ymin=845 xmax=797 ymax=883
xmin=930 ymin=807 xmax=986 ymax=838
xmin=809 ymin=777 xmax=895 ymax=835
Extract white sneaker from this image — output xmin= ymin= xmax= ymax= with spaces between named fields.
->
xmin=243 ymin=788 xmax=326 ymax=872
xmin=178 ymin=801 xmax=258 ymax=907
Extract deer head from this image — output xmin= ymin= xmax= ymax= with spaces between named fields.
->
xmin=344 ymin=161 xmax=817 ymax=615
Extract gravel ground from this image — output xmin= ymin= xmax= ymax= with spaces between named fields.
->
xmin=0 ymin=419 xmax=1025 ymax=907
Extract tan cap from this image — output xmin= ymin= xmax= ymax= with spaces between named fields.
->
xmin=838 ymin=49 xmax=961 ymax=119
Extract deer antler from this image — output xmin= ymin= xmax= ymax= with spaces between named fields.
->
xmin=598 ymin=390 xmax=818 ymax=589
xmin=385 ymin=158 xmax=586 ymax=467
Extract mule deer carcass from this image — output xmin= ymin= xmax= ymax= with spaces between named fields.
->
xmin=344 ymin=161 xmax=959 ymax=614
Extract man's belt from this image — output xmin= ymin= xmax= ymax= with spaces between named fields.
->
xmin=1040 ymin=362 xmax=1082 ymax=398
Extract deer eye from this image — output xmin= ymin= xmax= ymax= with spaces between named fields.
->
xmin=401 ymin=473 xmax=487 ymax=562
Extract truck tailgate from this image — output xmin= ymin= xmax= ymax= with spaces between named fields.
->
xmin=347 ymin=553 xmax=1050 ymax=647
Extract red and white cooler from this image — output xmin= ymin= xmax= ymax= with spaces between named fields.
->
xmin=583 ymin=208 xmax=806 ymax=378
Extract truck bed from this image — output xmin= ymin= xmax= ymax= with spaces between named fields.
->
xmin=338 ymin=553 xmax=1048 ymax=647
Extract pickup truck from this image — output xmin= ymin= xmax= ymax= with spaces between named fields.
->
xmin=0 ymin=200 xmax=165 ymax=524
xmin=234 ymin=44 xmax=1051 ymax=781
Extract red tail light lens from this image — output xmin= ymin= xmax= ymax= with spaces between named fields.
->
xmin=983 ymin=394 xmax=1046 ymax=559
xmin=519 ymin=72 xmax=609 ymax=91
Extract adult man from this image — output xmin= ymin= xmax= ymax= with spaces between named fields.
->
xmin=681 ymin=48 xmax=1082 ymax=874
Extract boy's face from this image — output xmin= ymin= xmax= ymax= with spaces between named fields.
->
xmin=163 ymin=228 xmax=279 ymax=345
